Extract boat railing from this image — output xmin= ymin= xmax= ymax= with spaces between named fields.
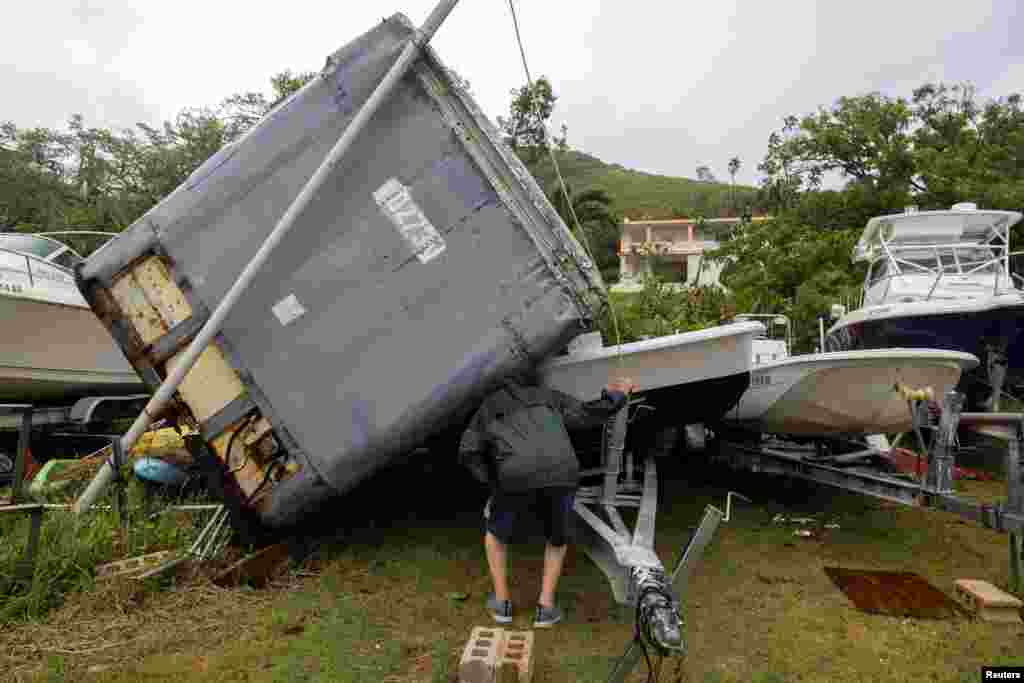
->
xmin=865 ymin=242 xmax=1024 ymax=302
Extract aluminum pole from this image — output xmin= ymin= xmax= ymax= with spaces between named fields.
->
xmin=74 ymin=0 xmax=461 ymax=514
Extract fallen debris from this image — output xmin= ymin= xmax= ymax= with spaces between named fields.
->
xmin=954 ymin=579 xmax=1023 ymax=624
xmin=885 ymin=447 xmax=996 ymax=481
xmin=96 ymin=551 xmax=176 ymax=581
xmin=212 ymin=543 xmax=291 ymax=588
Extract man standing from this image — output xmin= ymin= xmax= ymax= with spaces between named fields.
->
xmin=459 ymin=368 xmax=637 ymax=627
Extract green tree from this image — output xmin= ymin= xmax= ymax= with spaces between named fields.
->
xmin=706 ymin=217 xmax=863 ymax=352
xmin=0 ymin=70 xmax=317 ymax=235
xmin=695 ymin=165 xmax=716 ymax=183
xmin=728 ymin=156 xmax=741 ymax=212
xmin=498 ymin=77 xmax=567 ymax=165
xmin=759 ymin=82 xmax=1024 ymax=224
xmin=547 ymin=183 xmax=620 ymax=283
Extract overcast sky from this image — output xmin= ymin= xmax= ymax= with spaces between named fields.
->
xmin=4 ymin=1 xmax=1022 ymax=187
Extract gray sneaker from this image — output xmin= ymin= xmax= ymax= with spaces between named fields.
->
xmin=486 ymin=593 xmax=513 ymax=624
xmin=533 ymin=603 xmax=562 ymax=628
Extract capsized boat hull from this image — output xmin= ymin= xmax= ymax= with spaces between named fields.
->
xmin=539 ymin=322 xmax=763 ymax=426
xmin=0 ymin=291 xmax=142 ymax=404
xmin=725 ymin=349 xmax=979 ymax=436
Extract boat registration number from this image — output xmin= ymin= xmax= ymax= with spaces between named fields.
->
xmin=752 ymin=374 xmax=772 ymax=386
xmin=0 ymin=280 xmax=24 ymax=294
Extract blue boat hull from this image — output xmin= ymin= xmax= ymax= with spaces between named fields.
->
xmin=825 ymin=304 xmax=1024 ymax=408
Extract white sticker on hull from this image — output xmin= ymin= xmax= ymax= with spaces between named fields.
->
xmin=373 ymin=178 xmax=446 ymax=264
xmin=272 ymin=293 xmax=307 ymax=326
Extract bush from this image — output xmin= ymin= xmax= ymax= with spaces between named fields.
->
xmin=598 ymin=273 xmax=736 ymax=345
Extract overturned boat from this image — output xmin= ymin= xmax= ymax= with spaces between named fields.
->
xmin=75 ymin=14 xmax=606 ymax=535
xmin=725 ymin=315 xmax=979 ymax=436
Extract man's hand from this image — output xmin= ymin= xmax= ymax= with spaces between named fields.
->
xmin=607 ymin=377 xmax=638 ymax=396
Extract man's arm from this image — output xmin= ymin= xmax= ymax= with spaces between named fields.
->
xmin=554 ymin=377 xmax=637 ymax=431
xmin=458 ymin=408 xmax=495 ymax=486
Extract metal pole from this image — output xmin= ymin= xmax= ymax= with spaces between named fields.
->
xmin=11 ymin=408 xmax=32 ymax=504
xmin=73 ymin=0 xmax=461 ymax=514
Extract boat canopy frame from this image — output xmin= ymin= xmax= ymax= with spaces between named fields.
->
xmin=0 ymin=231 xmax=119 ymax=285
xmin=854 ymin=210 xmax=1024 ymax=306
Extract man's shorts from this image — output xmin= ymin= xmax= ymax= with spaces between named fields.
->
xmin=485 ymin=487 xmax=576 ymax=547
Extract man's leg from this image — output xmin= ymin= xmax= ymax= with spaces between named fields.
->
xmin=483 ymin=492 xmax=520 ymax=623
xmin=539 ymin=541 xmax=568 ymax=608
xmin=485 ymin=531 xmax=510 ymax=602
xmin=534 ymin=487 xmax=575 ymax=625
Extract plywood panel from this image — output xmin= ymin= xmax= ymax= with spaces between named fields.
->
xmin=110 ymin=271 xmax=166 ymax=345
xmin=167 ymin=344 xmax=245 ymax=424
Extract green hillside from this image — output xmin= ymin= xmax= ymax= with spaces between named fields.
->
xmin=525 ymin=150 xmax=761 ymax=220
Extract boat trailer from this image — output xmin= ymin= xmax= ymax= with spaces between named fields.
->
xmin=714 ymin=390 xmax=1024 ymax=591
xmin=0 ymin=395 xmax=150 ymax=501
xmin=570 ymin=399 xmax=737 ymax=678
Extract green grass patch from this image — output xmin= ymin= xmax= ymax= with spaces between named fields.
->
xmin=0 ymin=477 xmax=206 ymax=624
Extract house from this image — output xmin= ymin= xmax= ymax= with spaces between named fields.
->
xmin=612 ymin=215 xmax=771 ymax=292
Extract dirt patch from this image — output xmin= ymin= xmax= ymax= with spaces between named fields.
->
xmin=824 ymin=567 xmax=967 ymax=619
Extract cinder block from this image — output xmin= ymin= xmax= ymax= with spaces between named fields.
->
xmin=955 ymin=579 xmax=1023 ymax=623
xmin=96 ymin=550 xmax=174 ymax=580
xmin=459 ymin=627 xmax=501 ymax=683
xmin=497 ymin=630 xmax=534 ymax=683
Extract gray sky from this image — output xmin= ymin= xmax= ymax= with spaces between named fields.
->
xmin=4 ymin=1 xmax=1022 ymax=187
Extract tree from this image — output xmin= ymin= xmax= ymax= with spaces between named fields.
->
xmin=705 ymin=217 xmax=863 ymax=352
xmin=497 ymin=77 xmax=567 ymax=165
xmin=220 ymin=69 xmax=317 ymax=141
xmin=758 ymin=82 xmax=1024 ymax=226
xmin=0 ymin=69 xmax=319 ymax=235
xmin=696 ymin=165 xmax=716 ymax=183
xmin=728 ymin=156 xmax=741 ymax=212
xmin=547 ymin=183 xmax=620 ymax=283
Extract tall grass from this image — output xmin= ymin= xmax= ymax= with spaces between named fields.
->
xmin=0 ymin=476 xmax=202 ymax=623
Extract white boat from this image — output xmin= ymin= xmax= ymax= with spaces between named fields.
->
xmin=825 ymin=203 xmax=1024 ymax=410
xmin=0 ymin=231 xmax=144 ymax=404
xmin=725 ymin=314 xmax=979 ymax=436
xmin=539 ymin=321 xmax=764 ymax=426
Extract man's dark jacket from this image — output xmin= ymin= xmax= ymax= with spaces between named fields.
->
xmin=458 ymin=379 xmax=628 ymax=492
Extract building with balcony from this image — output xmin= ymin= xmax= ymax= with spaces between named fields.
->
xmin=612 ymin=215 xmax=771 ymax=292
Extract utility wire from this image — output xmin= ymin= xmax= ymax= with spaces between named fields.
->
xmin=505 ymin=0 xmax=626 ymax=371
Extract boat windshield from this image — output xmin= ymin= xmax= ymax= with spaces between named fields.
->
xmin=897 ymin=248 xmax=1002 ymax=275
xmin=0 ymin=234 xmax=65 ymax=259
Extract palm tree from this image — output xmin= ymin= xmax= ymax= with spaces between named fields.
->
xmin=728 ymin=157 xmax=741 ymax=214
xmin=546 ymin=182 xmax=620 ymax=282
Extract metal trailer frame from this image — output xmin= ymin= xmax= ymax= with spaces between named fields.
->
xmin=570 ymin=398 xmax=738 ymax=678
xmin=714 ymin=390 xmax=1024 ymax=590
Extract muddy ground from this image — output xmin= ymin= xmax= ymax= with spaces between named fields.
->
xmin=2 ymin=452 xmax=1021 ymax=683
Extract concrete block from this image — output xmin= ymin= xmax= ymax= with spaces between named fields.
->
xmin=955 ymin=579 xmax=1023 ymax=623
xmin=459 ymin=626 xmax=501 ymax=683
xmin=96 ymin=550 xmax=175 ymax=580
xmin=497 ymin=630 xmax=534 ymax=683
xmin=459 ymin=627 xmax=535 ymax=683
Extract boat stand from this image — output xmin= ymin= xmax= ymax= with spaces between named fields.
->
xmin=716 ymin=390 xmax=1024 ymax=591
xmin=986 ymin=346 xmax=1009 ymax=412
xmin=572 ymin=400 xmax=734 ymax=671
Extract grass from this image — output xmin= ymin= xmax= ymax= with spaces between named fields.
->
xmin=0 ymin=474 xmax=209 ymax=624
xmin=1 ymin=454 xmax=1022 ymax=682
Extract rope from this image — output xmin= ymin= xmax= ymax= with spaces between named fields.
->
xmin=505 ymin=0 xmax=625 ymax=371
